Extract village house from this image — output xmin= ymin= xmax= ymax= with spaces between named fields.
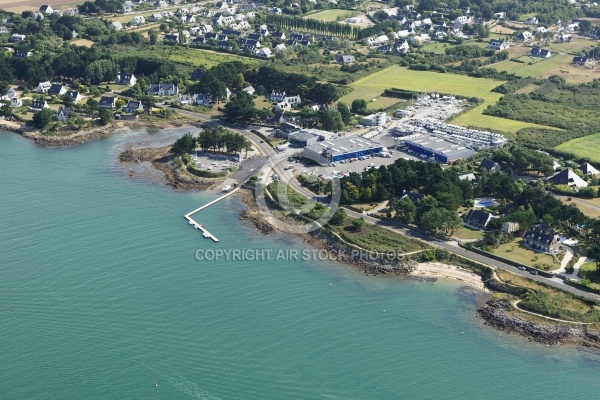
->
xmin=148 ymin=83 xmax=178 ymax=96
xmin=48 ymin=84 xmax=67 ymax=97
xmin=130 ymin=16 xmax=145 ymax=25
xmin=39 ymin=4 xmax=53 ymax=14
xmin=336 ymin=55 xmax=356 ymax=65
xmin=546 ymin=168 xmax=588 ymax=188
xmin=193 ymin=93 xmax=212 ymax=105
xmin=487 ymin=39 xmax=509 ymax=51
xmin=400 ymin=190 xmax=425 ymax=203
xmin=525 ymin=16 xmax=538 ymax=25
xmin=572 ymin=56 xmax=592 ymax=66
xmin=164 ymin=32 xmax=180 ymax=44
xmin=124 ymin=100 xmax=143 ymax=113
xmin=463 ymin=209 xmax=495 ymax=230
xmin=37 ymin=81 xmax=52 ymax=93
xmin=458 ymin=172 xmax=476 ymax=181
xmin=530 ymin=46 xmax=551 ymax=58
xmin=516 ymin=31 xmax=533 ymax=41
xmin=11 ymin=33 xmax=26 ymax=42
xmin=14 ymin=51 xmax=33 ymax=58
xmin=111 ymin=21 xmax=123 ymax=30
xmin=242 ymin=86 xmax=255 ymax=96
xmin=56 ymin=107 xmax=71 ymax=121
xmin=66 ymin=91 xmax=82 ymax=102
xmin=523 ymin=224 xmax=561 ymax=253
xmin=115 ymin=72 xmax=137 ymax=86
xmin=479 ymin=158 xmax=502 ymax=172
xmin=270 ymin=91 xmax=301 ymax=105
xmin=581 ymin=162 xmax=599 ymax=176
xmin=10 ymin=97 xmax=22 ymax=107
xmin=255 ymin=47 xmax=272 ymax=57
xmin=99 ymin=96 xmax=116 ymax=109
xmin=30 ymin=100 xmax=49 ymax=111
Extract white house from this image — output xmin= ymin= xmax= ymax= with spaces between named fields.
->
xmin=30 ymin=100 xmax=49 ymax=111
xmin=37 ymin=81 xmax=52 ymax=93
xmin=147 ymin=83 xmax=178 ymax=96
xmin=56 ymin=107 xmax=71 ymax=121
xmin=193 ymin=93 xmax=212 ymax=105
xmin=274 ymin=43 xmax=287 ymax=52
xmin=361 ymin=112 xmax=387 ymax=127
xmin=130 ymin=16 xmax=145 ymax=25
xmin=525 ymin=17 xmax=538 ymax=25
xmin=270 ymin=91 xmax=301 ymax=105
xmin=111 ymin=21 xmax=123 ymax=30
xmin=115 ymin=73 xmax=137 ymax=86
xmin=39 ymin=4 xmax=53 ymax=14
xmin=11 ymin=34 xmax=26 ymax=42
xmin=487 ymin=39 xmax=509 ymax=50
xmin=10 ymin=97 xmax=22 ymax=107
xmin=255 ymin=47 xmax=272 ymax=57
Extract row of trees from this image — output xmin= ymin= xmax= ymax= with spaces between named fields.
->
xmin=266 ymin=15 xmax=357 ymax=38
xmin=172 ymin=128 xmax=253 ymax=157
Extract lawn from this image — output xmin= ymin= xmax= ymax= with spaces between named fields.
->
xmin=556 ymin=195 xmax=600 ymax=219
xmin=365 ymin=96 xmax=403 ymax=110
xmin=492 ymin=239 xmax=559 ymax=268
xmin=556 ymin=133 xmax=600 ymax=164
xmin=338 ymin=65 xmax=559 ymax=134
xmin=303 ymin=9 xmax=356 ymax=21
xmin=71 ymin=39 xmax=94 ymax=47
xmin=454 ymin=226 xmax=485 ymax=240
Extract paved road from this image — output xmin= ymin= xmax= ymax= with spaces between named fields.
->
xmin=170 ymin=107 xmax=600 ymax=301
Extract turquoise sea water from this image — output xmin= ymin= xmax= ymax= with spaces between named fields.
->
xmin=1 ymin=129 xmax=600 ymax=399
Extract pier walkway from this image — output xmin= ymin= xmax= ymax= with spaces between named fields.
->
xmin=184 ymin=186 xmax=241 ymax=242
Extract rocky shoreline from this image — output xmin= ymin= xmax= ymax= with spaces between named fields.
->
xmin=478 ymin=299 xmax=600 ymax=348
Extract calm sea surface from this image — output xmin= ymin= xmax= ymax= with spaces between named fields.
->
xmin=1 ymin=129 xmax=599 ymax=399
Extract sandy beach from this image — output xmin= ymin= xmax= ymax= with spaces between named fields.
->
xmin=411 ymin=262 xmax=488 ymax=291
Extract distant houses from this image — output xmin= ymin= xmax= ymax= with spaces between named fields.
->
xmin=479 ymin=158 xmax=502 ymax=172
xmin=30 ymin=100 xmax=49 ymax=111
xmin=581 ymin=162 xmax=599 ymax=176
xmin=572 ymin=56 xmax=592 ymax=67
xmin=487 ymin=39 xmax=509 ymax=51
xmin=147 ymin=83 xmax=178 ymax=96
xmin=546 ymin=168 xmax=588 ymax=188
xmin=530 ymin=46 xmax=551 ymax=58
xmin=464 ymin=209 xmax=495 ymax=230
xmin=99 ymin=96 xmax=117 ymax=109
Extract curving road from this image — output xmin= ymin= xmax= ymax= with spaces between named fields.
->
xmin=170 ymin=108 xmax=600 ymax=301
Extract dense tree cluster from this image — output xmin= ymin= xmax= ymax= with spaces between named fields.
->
xmin=266 ymin=15 xmax=357 ymax=38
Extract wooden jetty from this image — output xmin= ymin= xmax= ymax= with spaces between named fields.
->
xmin=184 ymin=186 xmax=241 ymax=242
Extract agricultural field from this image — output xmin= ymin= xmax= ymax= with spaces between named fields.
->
xmin=421 ymin=39 xmax=489 ymax=54
xmin=338 ymin=65 xmax=553 ymax=134
xmin=555 ymin=133 xmax=600 ymax=164
xmin=486 ymin=53 xmax=600 ymax=83
xmin=490 ymin=25 xmax=516 ymax=34
xmin=0 ymin=0 xmax=78 ymax=13
xmin=303 ymin=9 xmax=357 ymax=22
xmin=544 ymin=38 xmax=595 ymax=55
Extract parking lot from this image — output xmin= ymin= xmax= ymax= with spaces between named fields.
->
xmin=191 ymin=151 xmax=242 ymax=172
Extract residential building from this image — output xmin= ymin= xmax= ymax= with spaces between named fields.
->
xmin=243 ymin=86 xmax=255 ymax=96
xmin=525 ymin=17 xmax=538 ymax=25
xmin=530 ymin=46 xmax=551 ymax=58
xmin=487 ymin=39 xmax=509 ymax=51
xmin=502 ymin=222 xmax=520 ymax=235
xmin=479 ymin=158 xmax=501 ymax=172
xmin=10 ymin=97 xmax=22 ymax=107
xmin=523 ymin=224 xmax=561 ymax=253
xmin=191 ymin=69 xmax=205 ymax=80
xmin=124 ymin=100 xmax=143 ymax=113
xmin=148 ymin=83 xmax=178 ymax=96
xmin=270 ymin=91 xmax=301 ymax=105
xmin=274 ymin=43 xmax=287 ymax=52
xmin=30 ymin=100 xmax=49 ymax=111
xmin=130 ymin=16 xmax=145 ymax=25
xmin=336 ymin=56 xmax=356 ymax=65
xmin=401 ymin=190 xmax=425 ymax=203
xmin=111 ymin=21 xmax=123 ymax=30
xmin=255 ymin=47 xmax=272 ymax=57
xmin=14 ymin=51 xmax=33 ymax=58
xmin=99 ymin=96 xmax=116 ymax=109
xmin=572 ymin=56 xmax=592 ymax=66
xmin=48 ymin=84 xmax=67 ymax=96
xmin=193 ymin=93 xmax=212 ymax=105
xmin=581 ymin=162 xmax=599 ymax=176
xmin=37 ymin=81 xmax=52 ymax=93
xmin=39 ymin=4 xmax=53 ymax=14
xmin=464 ymin=209 xmax=494 ymax=230
xmin=164 ymin=33 xmax=180 ymax=44
xmin=458 ymin=172 xmax=476 ymax=181
xmin=115 ymin=72 xmax=137 ymax=86
xmin=546 ymin=168 xmax=588 ymax=188
xmin=66 ymin=91 xmax=82 ymax=102
xmin=11 ymin=34 xmax=26 ymax=42
xmin=516 ymin=31 xmax=533 ymax=41
xmin=56 ymin=107 xmax=71 ymax=121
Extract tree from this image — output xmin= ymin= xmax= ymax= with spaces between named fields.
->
xmin=329 ymin=208 xmax=346 ymax=225
xmin=579 ymin=20 xmax=592 ymax=35
xmin=32 ymin=108 xmax=54 ymax=129
xmin=171 ymin=132 xmax=196 ymax=156
xmin=61 ymin=93 xmax=74 ymax=108
xmin=224 ymin=91 xmax=255 ymax=122
xmin=86 ymin=98 xmax=98 ymax=116
xmin=351 ymin=217 xmax=364 ymax=231
xmin=351 ymin=98 xmax=367 ymax=113
xmin=394 ymin=196 xmax=417 ymax=224
xmin=336 ymin=102 xmax=351 ymax=124
xmin=342 ymin=181 xmax=360 ymax=204
xmin=309 ymin=83 xmax=339 ymax=105
xmin=0 ymin=81 xmax=9 ymax=97
xmin=98 ymin=108 xmax=113 ymax=125
xmin=149 ymin=29 xmax=158 ymax=45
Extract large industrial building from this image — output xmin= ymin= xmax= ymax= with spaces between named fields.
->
xmin=402 ymin=136 xmax=475 ymax=164
xmin=302 ymin=137 xmax=384 ymax=164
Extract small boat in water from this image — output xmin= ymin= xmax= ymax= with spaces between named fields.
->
xmin=154 ymin=381 xmax=158 ymax=388
xmin=222 ymin=185 xmax=232 ymax=192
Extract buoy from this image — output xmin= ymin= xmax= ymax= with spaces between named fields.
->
xmin=154 ymin=381 xmax=158 ymax=388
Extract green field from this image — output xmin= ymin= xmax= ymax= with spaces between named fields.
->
xmin=492 ymin=239 xmax=558 ymax=268
xmin=110 ymin=45 xmax=260 ymax=69
xmin=486 ymin=54 xmax=572 ymax=77
xmin=555 ymin=133 xmax=600 ymax=163
xmin=303 ymin=9 xmax=356 ymax=21
xmin=338 ymin=65 xmax=553 ymax=134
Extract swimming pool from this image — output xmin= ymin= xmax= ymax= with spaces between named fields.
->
xmin=474 ymin=198 xmax=499 ymax=208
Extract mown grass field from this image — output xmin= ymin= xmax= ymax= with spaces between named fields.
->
xmin=556 ymin=195 xmax=600 ymax=219
xmin=339 ymin=65 xmax=554 ymax=134
xmin=71 ymin=39 xmax=95 ymax=47
xmin=303 ymin=9 xmax=356 ymax=21
xmin=555 ymin=133 xmax=600 ymax=163
xmin=486 ymin=53 xmax=600 ymax=83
